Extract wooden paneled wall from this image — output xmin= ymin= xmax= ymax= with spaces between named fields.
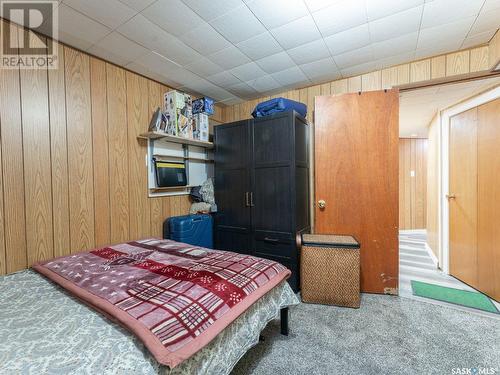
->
xmin=399 ymin=138 xmax=428 ymax=230
xmin=426 ymin=114 xmax=440 ymax=259
xmin=0 ymin=23 xmax=225 ymax=275
xmin=223 ymin=45 xmax=492 ymax=124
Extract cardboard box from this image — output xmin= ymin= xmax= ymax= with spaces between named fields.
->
xmin=192 ymin=97 xmax=214 ymax=115
xmin=193 ymin=113 xmax=209 ymax=142
xmin=164 ymin=90 xmax=193 ymax=138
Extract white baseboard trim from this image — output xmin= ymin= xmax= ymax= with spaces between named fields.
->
xmin=425 ymin=243 xmax=439 ymax=268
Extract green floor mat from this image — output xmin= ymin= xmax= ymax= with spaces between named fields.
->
xmin=411 ymin=280 xmax=499 ymax=314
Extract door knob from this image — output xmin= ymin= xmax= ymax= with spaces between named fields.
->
xmin=318 ymin=199 xmax=326 ymax=209
xmin=446 ymin=194 xmax=456 ymax=200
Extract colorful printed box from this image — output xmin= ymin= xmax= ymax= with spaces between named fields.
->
xmin=164 ymin=90 xmax=193 ymax=138
xmin=193 ymin=113 xmax=209 ymax=142
xmin=192 ymin=97 xmax=214 ymax=115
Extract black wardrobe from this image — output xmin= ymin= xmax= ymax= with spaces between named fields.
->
xmin=214 ymin=111 xmax=310 ymax=292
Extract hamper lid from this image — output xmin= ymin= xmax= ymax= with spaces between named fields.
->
xmin=302 ymin=234 xmax=360 ymax=248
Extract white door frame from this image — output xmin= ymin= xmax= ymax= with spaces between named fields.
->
xmin=439 ymin=85 xmax=500 ymax=274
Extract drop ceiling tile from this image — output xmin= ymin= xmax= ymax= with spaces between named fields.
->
xmin=64 ymin=0 xmax=136 ymax=29
xmin=227 ymin=82 xmax=259 ymax=98
xmin=142 ymin=0 xmax=204 ymax=37
xmin=57 ymin=4 xmax=112 ymax=51
xmin=271 ymin=66 xmax=309 ymax=86
xmin=221 ymin=96 xmax=243 ymax=105
xmin=179 ymin=23 xmax=232 ymax=55
xmin=230 ymin=62 xmax=267 ymax=81
xmin=461 ymin=29 xmax=497 ymax=49
xmin=132 ymin=51 xmax=182 ymax=75
xmin=206 ymin=71 xmax=242 ymax=86
xmin=299 ymin=57 xmax=339 ymax=81
xmin=154 ymin=37 xmax=204 ymax=66
xmin=303 ymin=0 xmax=339 ymax=12
xmin=210 ymin=5 xmax=266 ymax=44
xmin=414 ymin=40 xmax=462 ymax=59
xmin=371 ymin=32 xmax=418 ymax=60
xmin=246 ymin=0 xmax=309 ymax=29
xmin=469 ymin=7 xmax=500 ymax=35
xmin=185 ymin=57 xmax=224 ymax=76
xmin=201 ymin=85 xmax=235 ymax=101
xmin=324 ymin=24 xmax=370 ymax=56
xmin=368 ymin=5 xmax=423 ymax=43
xmin=333 ymin=45 xmax=373 ymax=69
xmin=417 ymin=16 xmax=475 ymax=50
xmin=118 ymin=0 xmax=156 ymax=12
xmin=207 ymin=46 xmax=251 ymax=69
xmin=270 ymin=15 xmax=322 ymax=50
xmin=181 ymin=0 xmax=243 ymax=22
xmin=247 ymin=75 xmax=281 ymax=92
xmin=236 ymin=32 xmax=283 ymax=60
xmin=366 ymin=0 xmax=424 ymax=21
xmin=312 ymin=0 xmax=367 ymax=37
xmin=117 ymin=14 xmax=173 ymax=50
xmin=340 ymin=60 xmax=382 ymax=77
xmin=482 ymin=0 xmax=500 ymax=11
xmin=287 ymin=39 xmax=331 ymax=65
xmin=421 ymin=0 xmax=483 ymax=29
xmin=256 ymin=51 xmax=296 ymax=74
xmin=376 ymin=51 xmax=415 ymax=69
xmin=87 ymin=31 xmax=148 ymax=66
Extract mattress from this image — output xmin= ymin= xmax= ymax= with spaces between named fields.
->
xmin=0 ymin=269 xmax=298 ymax=374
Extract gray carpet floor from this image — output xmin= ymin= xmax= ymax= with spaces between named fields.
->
xmin=231 ymin=294 xmax=500 ymax=375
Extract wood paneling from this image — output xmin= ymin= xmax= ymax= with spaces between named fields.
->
xmin=449 ymin=108 xmax=478 ymax=287
xmin=127 ymin=72 xmax=151 ymax=239
xmin=489 ymin=30 xmax=500 ymax=69
xmin=361 ymin=71 xmax=381 ymax=91
xmin=65 ymin=47 xmax=95 ymax=252
xmin=426 ymin=114 xmax=440 ymax=258
xmin=0 ymin=22 xmax=199 ymax=274
xmin=431 ymin=56 xmax=446 ymax=79
xmin=20 ymin=31 xmax=54 ymax=265
xmin=477 ymin=98 xmax=500 ymax=301
xmin=410 ymin=59 xmax=431 ymax=83
xmin=446 ymin=50 xmax=470 ymax=76
xmin=0 ymin=21 xmax=27 ymax=273
xmin=382 ymin=65 xmax=410 ymax=89
xmin=315 ymin=90 xmax=399 ymax=294
xmin=90 ymin=57 xmax=111 ymax=247
xmin=470 ymin=46 xmax=489 ymax=72
xmin=348 ymin=76 xmax=361 ymax=92
xmin=331 ymin=78 xmax=348 ymax=94
xmin=107 ymin=64 xmax=130 ymax=243
xmin=48 ymin=42 xmax=70 ymax=257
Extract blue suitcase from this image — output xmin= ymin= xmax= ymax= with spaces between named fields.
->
xmin=252 ymin=97 xmax=307 ymax=118
xmin=163 ymin=214 xmax=213 ymax=249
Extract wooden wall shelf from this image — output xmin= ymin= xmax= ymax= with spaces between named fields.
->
xmin=138 ymin=131 xmax=214 ymax=149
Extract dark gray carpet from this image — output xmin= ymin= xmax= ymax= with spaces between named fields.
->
xmin=231 ymin=294 xmax=500 ymax=375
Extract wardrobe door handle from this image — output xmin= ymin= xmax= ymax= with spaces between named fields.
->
xmin=250 ymin=192 xmax=254 ymax=207
xmin=245 ymin=192 xmax=250 ymax=207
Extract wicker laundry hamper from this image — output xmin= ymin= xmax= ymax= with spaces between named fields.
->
xmin=301 ymin=234 xmax=360 ymax=308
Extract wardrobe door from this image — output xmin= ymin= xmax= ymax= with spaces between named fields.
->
xmin=251 ymin=114 xmax=293 ymax=237
xmin=214 ymin=121 xmax=253 ymax=254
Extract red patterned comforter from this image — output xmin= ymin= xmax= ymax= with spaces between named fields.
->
xmin=33 ymin=238 xmax=290 ymax=368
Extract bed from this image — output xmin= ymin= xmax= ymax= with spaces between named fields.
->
xmin=0 ymin=238 xmax=299 ymax=374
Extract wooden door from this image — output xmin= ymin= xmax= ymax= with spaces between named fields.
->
xmin=449 ymin=108 xmax=478 ymax=287
xmin=477 ymin=98 xmax=500 ymax=301
xmin=314 ymin=90 xmax=399 ymax=294
xmin=214 ymin=120 xmax=253 ymax=254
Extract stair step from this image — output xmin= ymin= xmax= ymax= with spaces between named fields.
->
xmin=400 ymin=253 xmax=434 ymax=264
xmin=400 ymin=259 xmax=436 ymax=270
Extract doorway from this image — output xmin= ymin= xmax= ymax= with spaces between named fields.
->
xmin=398 ymin=77 xmax=500 ymax=313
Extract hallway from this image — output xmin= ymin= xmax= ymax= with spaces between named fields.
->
xmin=399 ymin=230 xmax=499 ymax=318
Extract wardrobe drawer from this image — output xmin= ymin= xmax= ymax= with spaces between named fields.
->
xmin=254 ymin=234 xmax=295 ymax=260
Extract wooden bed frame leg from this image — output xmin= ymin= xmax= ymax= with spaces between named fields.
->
xmin=280 ymin=307 xmax=289 ymax=336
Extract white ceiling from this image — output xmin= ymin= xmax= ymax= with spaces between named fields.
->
xmin=399 ymin=76 xmax=500 ymax=137
xmin=5 ymin=0 xmax=500 ymax=104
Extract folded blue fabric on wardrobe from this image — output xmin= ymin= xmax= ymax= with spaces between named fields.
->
xmin=252 ymin=97 xmax=307 ymax=118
